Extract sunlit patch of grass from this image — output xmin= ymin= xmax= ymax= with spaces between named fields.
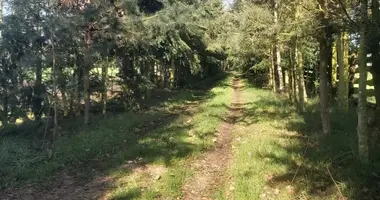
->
xmin=226 ymin=83 xmax=356 ymax=200
xmin=105 ymin=76 xmax=234 ymax=200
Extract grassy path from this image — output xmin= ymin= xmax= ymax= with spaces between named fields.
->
xmin=182 ymin=78 xmax=243 ymax=200
xmin=4 ymin=76 xmax=375 ymax=200
xmin=219 ymin=80 xmax=376 ymax=200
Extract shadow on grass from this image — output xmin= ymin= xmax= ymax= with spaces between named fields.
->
xmin=0 ymin=73 xmax=231 ymax=199
xmin=110 ymin=187 xmax=142 ymax=200
xmin=240 ymin=86 xmax=380 ymax=199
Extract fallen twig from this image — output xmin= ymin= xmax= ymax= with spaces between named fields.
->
xmin=327 ymin=166 xmax=345 ymax=200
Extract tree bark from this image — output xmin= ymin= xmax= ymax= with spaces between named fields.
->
xmin=51 ymin=32 xmax=58 ymax=144
xmin=318 ymin=0 xmax=331 ymax=135
xmin=270 ymin=49 xmax=275 ymax=92
xmin=296 ymin=45 xmax=306 ymax=112
xmin=337 ymin=32 xmax=349 ymax=111
xmin=319 ymin=30 xmax=331 ymax=135
xmin=83 ymin=30 xmax=91 ymax=125
xmin=102 ymin=57 xmax=108 ymax=118
xmin=33 ymin=55 xmax=43 ymax=121
xmin=2 ymin=62 xmax=7 ymax=126
xmin=0 ymin=0 xmax=6 ymax=126
xmin=288 ymin=50 xmax=294 ymax=102
xmin=370 ymin=0 xmax=380 ymax=124
xmin=170 ymin=58 xmax=176 ymax=88
xmin=273 ymin=0 xmax=283 ymax=92
xmin=357 ymin=0 xmax=369 ymax=164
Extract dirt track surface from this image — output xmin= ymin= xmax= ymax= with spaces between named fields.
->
xmin=182 ymin=78 xmax=244 ymax=200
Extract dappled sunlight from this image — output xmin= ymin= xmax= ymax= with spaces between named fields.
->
xmin=0 ymin=75 xmax=233 ymax=199
xmin=227 ymin=83 xmax=380 ymax=200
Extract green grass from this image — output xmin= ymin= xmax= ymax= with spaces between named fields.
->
xmin=225 ymin=80 xmax=380 ymax=200
xmin=0 ymin=74 xmax=233 ymax=199
xmin=106 ymin=76 xmax=233 ymax=200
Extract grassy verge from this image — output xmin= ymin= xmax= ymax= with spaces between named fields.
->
xmin=0 ymin=74 xmax=233 ymax=200
xmin=106 ymin=76 xmax=233 ymax=200
xmin=225 ymin=80 xmax=380 ymax=200
xmin=0 ymin=73 xmax=230 ymax=189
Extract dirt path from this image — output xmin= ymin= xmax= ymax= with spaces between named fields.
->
xmin=182 ymin=78 xmax=244 ymax=200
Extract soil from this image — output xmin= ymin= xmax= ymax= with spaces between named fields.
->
xmin=181 ymin=78 xmax=244 ymax=200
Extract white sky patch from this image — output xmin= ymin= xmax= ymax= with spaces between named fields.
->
xmin=223 ymin=0 xmax=234 ymax=8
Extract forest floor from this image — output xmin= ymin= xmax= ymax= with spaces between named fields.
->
xmin=2 ymin=74 xmax=380 ymax=200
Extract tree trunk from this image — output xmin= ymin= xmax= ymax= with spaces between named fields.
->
xmin=102 ymin=57 xmax=108 ymax=118
xmin=296 ymin=45 xmax=306 ymax=112
xmin=273 ymin=0 xmax=283 ymax=92
xmin=0 ymin=0 xmax=6 ymax=126
xmin=270 ymin=50 xmax=275 ymax=92
xmin=284 ymin=69 xmax=289 ymax=93
xmin=83 ymin=30 xmax=91 ymax=125
xmin=370 ymin=0 xmax=380 ymax=125
xmin=292 ymin=57 xmax=298 ymax=105
xmin=76 ymin=53 xmax=83 ymax=116
xmin=357 ymin=0 xmax=369 ymax=164
xmin=2 ymin=64 xmax=7 ymax=126
xmin=327 ymin=40 xmax=334 ymax=95
xmin=288 ymin=50 xmax=294 ymax=101
xmin=317 ymin=0 xmax=331 ymax=134
xmin=319 ymin=31 xmax=331 ymax=135
xmin=34 ymin=57 xmax=43 ymax=120
xmin=170 ymin=58 xmax=176 ymax=88
xmin=337 ymin=32 xmax=349 ymax=111
xmin=269 ymin=57 xmax=274 ymax=89
xmin=332 ymin=42 xmax=338 ymax=90
xmin=51 ymin=32 xmax=58 ymax=144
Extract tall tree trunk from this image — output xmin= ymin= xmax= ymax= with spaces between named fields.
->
xmin=357 ymin=0 xmax=369 ymax=164
xmin=2 ymin=64 xmax=7 ymax=126
xmin=270 ymin=51 xmax=276 ymax=92
xmin=292 ymin=57 xmax=298 ymax=105
xmin=76 ymin=53 xmax=83 ymax=116
xmin=319 ymin=32 xmax=331 ymax=134
xmin=51 ymin=32 xmax=58 ymax=144
xmin=318 ymin=0 xmax=331 ymax=135
xmin=0 ymin=0 xmax=6 ymax=126
xmin=370 ymin=0 xmax=380 ymax=125
xmin=288 ymin=50 xmax=294 ymax=102
xmin=296 ymin=45 xmax=306 ymax=112
xmin=332 ymin=42 xmax=338 ymax=90
xmin=83 ymin=30 xmax=91 ymax=125
xmin=327 ymin=40 xmax=334 ymax=95
xmin=34 ymin=56 xmax=43 ymax=120
xmin=102 ymin=57 xmax=108 ymax=118
xmin=269 ymin=58 xmax=274 ymax=89
xmin=273 ymin=0 xmax=283 ymax=92
xmin=337 ymin=32 xmax=349 ymax=111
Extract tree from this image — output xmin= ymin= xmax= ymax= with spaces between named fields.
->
xmin=318 ymin=0 xmax=331 ymax=135
xmin=357 ymin=0 xmax=369 ymax=164
xmin=272 ymin=0 xmax=283 ymax=92
xmin=370 ymin=0 xmax=380 ymax=124
xmin=337 ymin=31 xmax=349 ymax=111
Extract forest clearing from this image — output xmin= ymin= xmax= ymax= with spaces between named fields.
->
xmin=1 ymin=0 xmax=380 ymax=199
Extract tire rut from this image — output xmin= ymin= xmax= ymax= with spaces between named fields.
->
xmin=182 ymin=78 xmax=244 ymax=200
